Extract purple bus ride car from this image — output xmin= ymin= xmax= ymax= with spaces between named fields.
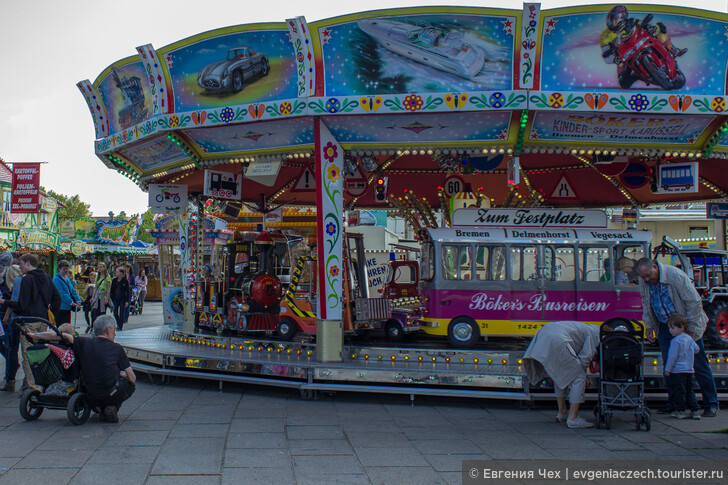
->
xmin=416 ymin=215 xmax=650 ymax=347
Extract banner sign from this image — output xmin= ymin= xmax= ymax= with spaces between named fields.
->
xmin=657 ymin=162 xmax=698 ymax=194
xmin=452 ymin=208 xmax=608 ymax=229
xmin=529 ymin=112 xmax=713 ymax=145
xmin=96 ymin=219 xmax=139 ymax=245
xmin=16 ymin=228 xmax=60 ymax=251
xmin=203 ymin=170 xmax=242 ymax=199
xmin=11 ymin=163 xmax=40 ymax=213
xmin=149 ymin=184 xmax=188 ymax=214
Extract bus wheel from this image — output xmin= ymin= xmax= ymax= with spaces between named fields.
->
xmin=447 ymin=317 xmax=480 ymax=348
xmin=705 ymin=301 xmax=728 ymax=349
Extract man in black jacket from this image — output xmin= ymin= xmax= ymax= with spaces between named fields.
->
xmin=7 ymin=254 xmax=61 ymax=392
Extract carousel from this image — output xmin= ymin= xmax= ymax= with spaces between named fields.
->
xmin=77 ymin=3 xmax=728 ymax=399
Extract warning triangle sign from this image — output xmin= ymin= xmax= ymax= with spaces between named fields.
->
xmin=291 ymin=167 xmax=315 ymax=192
xmin=345 ymin=166 xmax=368 ymax=197
xmin=551 ymin=176 xmax=577 ymax=199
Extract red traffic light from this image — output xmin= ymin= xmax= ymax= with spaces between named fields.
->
xmin=377 ymin=178 xmax=384 ymax=185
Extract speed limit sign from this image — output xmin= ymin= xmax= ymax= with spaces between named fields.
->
xmin=443 ymin=175 xmax=465 ymax=197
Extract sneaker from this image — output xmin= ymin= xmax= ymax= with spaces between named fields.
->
xmin=0 ymin=380 xmax=15 ymax=391
xmin=566 ymin=417 xmax=594 ymax=428
xmin=656 ymin=405 xmax=674 ymax=414
xmin=103 ymin=405 xmax=119 ymax=423
xmin=555 ymin=412 xmax=568 ymax=423
xmin=702 ymin=407 xmax=719 ymax=418
xmin=691 ymin=410 xmax=701 ymax=420
xmin=671 ymin=410 xmax=690 ymax=419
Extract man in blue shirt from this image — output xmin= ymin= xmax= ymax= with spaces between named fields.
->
xmin=53 ymin=260 xmax=82 ymax=325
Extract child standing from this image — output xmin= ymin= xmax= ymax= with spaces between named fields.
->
xmin=664 ymin=314 xmax=700 ymax=419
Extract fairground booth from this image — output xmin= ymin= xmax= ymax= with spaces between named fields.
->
xmin=78 ymin=4 xmax=728 ymax=400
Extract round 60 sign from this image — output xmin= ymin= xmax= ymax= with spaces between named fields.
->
xmin=443 ymin=175 xmax=466 ymax=197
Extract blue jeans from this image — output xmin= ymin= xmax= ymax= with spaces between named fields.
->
xmin=112 ymin=300 xmax=125 ymax=330
xmin=0 ymin=321 xmax=19 ymax=383
xmin=658 ymin=322 xmax=719 ymax=409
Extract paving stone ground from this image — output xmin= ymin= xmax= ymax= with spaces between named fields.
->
xmin=0 ymin=302 xmax=725 ymax=484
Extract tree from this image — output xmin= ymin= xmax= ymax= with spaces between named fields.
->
xmin=40 ymin=187 xmax=92 ymax=221
xmin=136 ymin=208 xmax=155 ymax=244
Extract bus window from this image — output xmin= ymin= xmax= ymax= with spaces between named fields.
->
xmin=580 ymin=247 xmax=610 ymax=282
xmin=545 ymin=246 xmax=575 ymax=281
xmin=511 ymin=246 xmax=537 ymax=281
xmin=442 ymin=245 xmax=472 ymax=280
xmin=422 ymin=242 xmax=434 ymax=281
xmin=475 ymin=245 xmax=506 ymax=281
xmin=493 ymin=246 xmax=506 ymax=281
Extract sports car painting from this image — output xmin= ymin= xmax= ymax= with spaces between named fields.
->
xmin=197 ymin=46 xmax=269 ymax=93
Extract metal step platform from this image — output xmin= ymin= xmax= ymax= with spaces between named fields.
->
xmin=116 ymin=325 xmax=728 ymax=401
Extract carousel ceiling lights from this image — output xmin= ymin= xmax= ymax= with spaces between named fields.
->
xmin=360 ymin=155 xmax=378 ymax=172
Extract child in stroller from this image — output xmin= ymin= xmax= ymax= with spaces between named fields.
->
xmin=593 ymin=317 xmax=651 ymax=430
xmin=14 ymin=317 xmax=92 ymax=425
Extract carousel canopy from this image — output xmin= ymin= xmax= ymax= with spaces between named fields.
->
xmin=79 ymin=4 xmax=728 ymax=209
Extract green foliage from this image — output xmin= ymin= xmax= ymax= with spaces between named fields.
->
xmin=40 ymin=187 xmax=92 ymax=221
xmin=136 ymin=209 xmax=155 ymax=244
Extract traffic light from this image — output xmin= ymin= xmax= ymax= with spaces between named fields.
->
xmin=374 ymin=176 xmax=389 ymax=202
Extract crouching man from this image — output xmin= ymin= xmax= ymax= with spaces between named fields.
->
xmin=29 ymin=314 xmax=135 ymax=422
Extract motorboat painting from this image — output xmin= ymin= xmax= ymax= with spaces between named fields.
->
xmin=357 ymin=19 xmax=485 ymax=80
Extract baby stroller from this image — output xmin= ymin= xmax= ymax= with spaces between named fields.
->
xmin=593 ymin=317 xmax=651 ymax=431
xmin=14 ymin=316 xmax=92 ymax=425
xmin=129 ymin=287 xmax=141 ymax=316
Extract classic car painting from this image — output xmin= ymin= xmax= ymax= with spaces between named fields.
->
xmin=197 ymin=46 xmax=269 ymax=93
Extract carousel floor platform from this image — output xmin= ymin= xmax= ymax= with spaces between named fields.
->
xmin=115 ymin=325 xmax=728 ymax=401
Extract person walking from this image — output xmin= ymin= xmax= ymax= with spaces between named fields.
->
xmin=636 ymin=258 xmax=719 ymax=417
xmin=82 ymin=272 xmax=97 ymax=334
xmin=53 ymin=260 xmax=83 ymax=325
xmin=110 ymin=266 xmax=130 ymax=331
xmin=124 ymin=264 xmax=135 ymax=324
xmin=136 ymin=268 xmax=148 ymax=314
xmin=0 ymin=264 xmax=22 ymax=391
xmin=0 ymin=253 xmax=61 ymax=392
xmin=91 ymin=263 xmax=111 ymax=324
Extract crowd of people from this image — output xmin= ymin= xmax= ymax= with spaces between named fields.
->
xmin=0 ymin=254 xmax=147 ymax=397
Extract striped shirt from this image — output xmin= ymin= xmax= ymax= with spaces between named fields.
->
xmin=648 ymin=281 xmax=677 ymax=324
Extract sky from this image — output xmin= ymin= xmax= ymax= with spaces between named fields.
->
xmin=0 ymin=0 xmax=725 ymax=216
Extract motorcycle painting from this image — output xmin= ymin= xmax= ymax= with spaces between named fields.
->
xmin=539 ymin=6 xmax=727 ymax=94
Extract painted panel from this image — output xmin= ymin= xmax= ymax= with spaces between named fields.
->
xmin=539 ymin=6 xmax=728 ymax=94
xmin=286 ymin=17 xmax=316 ymax=97
xmin=96 ymin=61 xmax=154 ymax=136
xmin=117 ymin=134 xmax=188 ymax=172
xmin=325 ymin=111 xmax=512 ymax=144
xmin=316 ymin=11 xmax=516 ymax=96
xmin=161 ymin=27 xmax=298 ymax=112
xmin=77 ymin=80 xmax=110 ymax=139
xmin=315 ymin=119 xmax=343 ymax=320
xmin=529 ymin=111 xmax=714 ymax=145
xmin=136 ymin=44 xmax=172 ymax=116
xmin=182 ymin=117 xmax=314 ymax=154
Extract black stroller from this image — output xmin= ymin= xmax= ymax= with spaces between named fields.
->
xmin=14 ymin=316 xmax=92 ymax=425
xmin=593 ymin=317 xmax=651 ymax=431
